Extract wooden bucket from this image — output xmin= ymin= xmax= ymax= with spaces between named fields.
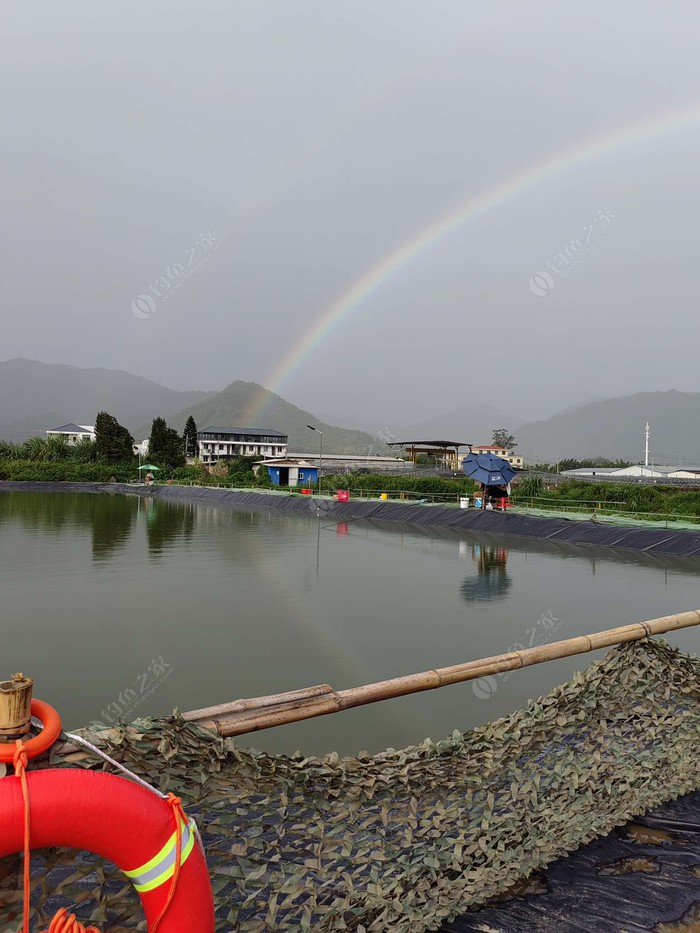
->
xmin=0 ymin=675 xmax=33 ymax=742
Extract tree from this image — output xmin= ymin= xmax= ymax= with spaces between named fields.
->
xmin=492 ymin=429 xmax=516 ymax=451
xmin=183 ymin=416 xmax=198 ymax=458
xmin=149 ymin=417 xmax=185 ymax=468
xmin=95 ymin=412 xmax=134 ymax=463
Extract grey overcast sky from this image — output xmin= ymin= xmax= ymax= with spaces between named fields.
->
xmin=2 ymin=2 xmax=699 ymax=427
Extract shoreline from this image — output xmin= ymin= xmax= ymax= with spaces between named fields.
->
xmin=3 ymin=480 xmax=700 ymax=558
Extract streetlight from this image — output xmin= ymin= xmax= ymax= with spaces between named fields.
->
xmin=307 ymin=425 xmax=323 ymax=495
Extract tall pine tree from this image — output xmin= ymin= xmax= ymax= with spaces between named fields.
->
xmin=183 ymin=416 xmax=198 ymax=458
xmin=149 ymin=417 xmax=185 ymax=467
xmin=95 ymin=412 xmax=134 ymax=463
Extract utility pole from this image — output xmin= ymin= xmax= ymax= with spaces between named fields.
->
xmin=307 ymin=425 xmax=323 ymax=495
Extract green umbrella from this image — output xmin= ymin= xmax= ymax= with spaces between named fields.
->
xmin=138 ymin=464 xmax=161 ymax=471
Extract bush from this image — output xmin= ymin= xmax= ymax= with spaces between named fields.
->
xmin=514 ymin=475 xmax=544 ymax=498
xmin=170 ymin=463 xmax=210 ymax=483
xmin=0 ymin=460 xmax=136 ymax=482
xmin=513 ymin=476 xmax=700 ymax=518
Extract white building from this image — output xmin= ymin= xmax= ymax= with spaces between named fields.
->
xmin=561 ymin=464 xmax=695 ymax=480
xmin=46 ymin=423 xmax=95 ymax=445
xmin=608 ymin=465 xmax=677 ymax=479
xmin=197 ymin=426 xmax=288 ymax=466
xmin=470 ymin=444 xmax=524 ymax=468
xmin=286 ymin=452 xmax=413 ymax=474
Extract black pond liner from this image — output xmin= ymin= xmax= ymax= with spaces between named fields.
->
xmin=4 ymin=481 xmax=700 ymax=558
xmin=441 ymin=791 xmax=700 ymax=933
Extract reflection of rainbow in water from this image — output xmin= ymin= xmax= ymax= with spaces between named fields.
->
xmin=243 ymin=100 xmax=700 ymax=426
xmin=196 ymin=507 xmax=375 ymax=687
xmin=236 ymin=513 xmax=443 ymax=739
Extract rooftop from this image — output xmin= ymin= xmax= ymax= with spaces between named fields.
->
xmin=287 ymin=452 xmax=405 ymax=462
xmin=387 ymin=440 xmax=471 ymax=448
xmin=48 ymin=423 xmax=95 ymax=434
xmin=257 ymin=458 xmax=315 ymax=467
xmin=472 ymin=444 xmax=516 ymax=451
xmin=197 ymin=426 xmax=287 ymax=438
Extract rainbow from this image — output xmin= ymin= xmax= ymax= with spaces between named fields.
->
xmin=244 ymin=101 xmax=700 ymax=425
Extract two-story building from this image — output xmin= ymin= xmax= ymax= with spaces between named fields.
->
xmin=197 ymin=426 xmax=288 ymax=466
xmin=470 ymin=444 xmax=524 ymax=468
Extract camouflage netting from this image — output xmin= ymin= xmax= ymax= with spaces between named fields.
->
xmin=0 ymin=638 xmax=699 ymax=932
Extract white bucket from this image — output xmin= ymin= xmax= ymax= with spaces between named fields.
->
xmin=459 ymin=497 xmax=470 ymax=509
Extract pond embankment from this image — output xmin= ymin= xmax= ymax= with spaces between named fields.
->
xmin=3 ymin=480 xmax=700 ymax=557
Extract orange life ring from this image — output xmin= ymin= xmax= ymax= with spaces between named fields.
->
xmin=0 ymin=699 xmax=62 ymax=763
xmin=0 ymin=768 xmax=215 ymax=931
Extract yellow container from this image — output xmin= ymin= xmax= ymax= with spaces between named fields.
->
xmin=380 ymin=493 xmax=388 ymax=500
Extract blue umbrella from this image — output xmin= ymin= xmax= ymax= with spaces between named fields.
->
xmin=462 ymin=452 xmax=516 ymax=486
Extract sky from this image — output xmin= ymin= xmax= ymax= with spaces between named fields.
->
xmin=2 ymin=2 xmax=700 ymax=431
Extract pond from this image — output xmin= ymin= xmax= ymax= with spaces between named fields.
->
xmin=1 ymin=490 xmax=698 ymax=756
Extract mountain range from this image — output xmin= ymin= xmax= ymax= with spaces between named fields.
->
xmin=0 ymin=359 xmax=697 ymax=465
xmin=0 ymin=360 xmax=379 ymax=454
xmin=134 ymin=381 xmax=380 ymax=454
xmin=515 ymin=390 xmax=700 ymax=463
xmin=0 ymin=359 xmax=213 ymax=442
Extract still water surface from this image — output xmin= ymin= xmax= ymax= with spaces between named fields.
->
xmin=1 ymin=490 xmax=699 ymax=756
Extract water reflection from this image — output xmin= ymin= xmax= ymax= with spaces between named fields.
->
xmin=0 ymin=490 xmax=137 ymax=561
xmin=0 ymin=491 xmax=203 ymax=560
xmin=459 ymin=543 xmax=512 ymax=602
xmin=92 ymin=494 xmax=137 ymax=561
xmin=2 ymin=490 xmax=699 ymax=755
xmin=143 ymin=498 xmax=196 ymax=556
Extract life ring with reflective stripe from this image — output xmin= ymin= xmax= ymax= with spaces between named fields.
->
xmin=0 ymin=769 xmax=215 ymax=931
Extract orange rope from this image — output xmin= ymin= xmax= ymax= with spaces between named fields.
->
xmin=151 ymin=793 xmax=188 ymax=933
xmin=13 ymin=743 xmax=31 ymax=933
xmin=12 ymin=745 xmax=186 ymax=933
xmin=42 ymin=909 xmax=100 ymax=933
xmin=13 ymin=741 xmax=100 ymax=933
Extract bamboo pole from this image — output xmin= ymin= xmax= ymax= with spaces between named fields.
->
xmin=0 ymin=673 xmax=33 ymax=742
xmin=181 ymin=684 xmax=334 ymax=722
xmin=183 ymin=610 xmax=700 ymax=738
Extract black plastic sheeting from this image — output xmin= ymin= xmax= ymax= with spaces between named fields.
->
xmin=3 ymin=481 xmax=700 ymax=558
xmin=441 ymin=791 xmax=700 ymax=933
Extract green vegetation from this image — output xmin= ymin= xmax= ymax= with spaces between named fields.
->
xmin=183 ymin=416 xmax=198 ymax=458
xmin=0 ymin=435 xmax=96 ymax=462
xmin=492 ymin=429 xmax=516 ymax=450
xmin=148 ymin=417 xmax=186 ymax=468
xmin=95 ymin=411 xmax=134 ymax=463
xmin=226 ymin=456 xmax=260 ymax=484
xmin=513 ymin=478 xmax=700 ymax=519
xmin=0 ymin=461 xmax=136 ymax=482
xmin=516 ymin=474 xmax=544 ymax=498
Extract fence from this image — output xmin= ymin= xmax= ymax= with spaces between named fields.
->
xmin=511 ymin=494 xmax=700 ymax=526
xmin=136 ymin=481 xmax=700 ymax=525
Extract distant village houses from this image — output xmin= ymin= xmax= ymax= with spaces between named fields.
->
xmin=46 ymin=423 xmax=96 ymax=445
xmin=561 ymin=464 xmax=700 ymax=480
xmin=469 ymin=444 xmax=524 ymax=468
